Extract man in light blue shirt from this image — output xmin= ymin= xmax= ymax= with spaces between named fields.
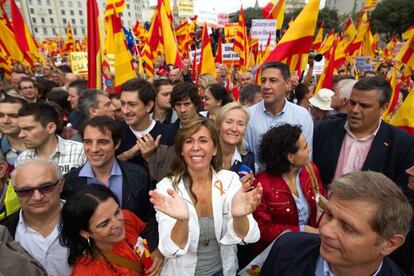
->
xmin=245 ymin=62 xmax=313 ymax=171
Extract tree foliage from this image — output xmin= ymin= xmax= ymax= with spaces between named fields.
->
xmin=370 ymin=0 xmax=414 ymax=40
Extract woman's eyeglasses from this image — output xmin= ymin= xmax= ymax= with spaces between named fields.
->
xmin=15 ymin=179 xmax=61 ymax=197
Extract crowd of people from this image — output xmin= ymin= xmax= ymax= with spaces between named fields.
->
xmin=0 ymin=56 xmax=413 ymax=276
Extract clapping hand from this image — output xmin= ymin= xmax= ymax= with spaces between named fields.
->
xmin=231 ymin=182 xmax=263 ymax=218
xmin=138 ymin=134 xmax=161 ymax=159
xmin=149 ymin=189 xmax=190 ymax=222
xmin=239 ymin=171 xmax=255 ymax=186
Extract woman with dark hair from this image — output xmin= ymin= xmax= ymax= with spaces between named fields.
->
xmin=253 ymin=124 xmax=326 ymax=248
xmin=149 ymin=118 xmax=262 ymax=276
xmin=200 ymin=84 xmax=233 ymax=120
xmin=60 ymin=185 xmax=155 ymax=275
xmin=293 ymin=83 xmax=313 ymax=109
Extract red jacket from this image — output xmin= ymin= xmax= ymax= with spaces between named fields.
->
xmin=253 ymin=163 xmax=327 ymax=246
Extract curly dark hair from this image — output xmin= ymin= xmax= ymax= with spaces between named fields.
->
xmin=259 ymin=124 xmax=302 ymax=176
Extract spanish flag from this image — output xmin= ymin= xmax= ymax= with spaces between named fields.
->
xmin=0 ymin=18 xmax=24 ymax=63
xmin=198 ymin=23 xmax=217 ymax=78
xmin=390 ymin=87 xmax=414 ymax=135
xmin=383 ymin=68 xmax=402 ymax=123
xmin=262 ymin=0 xmax=285 ymax=30
xmin=104 ymin=0 xmax=136 ymax=91
xmin=10 ymin=0 xmax=42 ymax=64
xmin=87 ymin=0 xmax=103 ymax=89
xmin=159 ymin=0 xmax=182 ymax=68
xmin=264 ymin=0 xmax=321 ymax=72
xmin=312 ymin=22 xmax=324 ymax=51
xmin=396 ymin=26 xmax=414 ymax=75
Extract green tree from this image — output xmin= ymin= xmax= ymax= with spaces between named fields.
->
xmin=284 ymin=7 xmax=339 ymax=36
xmin=370 ymin=0 xmax=414 ymax=40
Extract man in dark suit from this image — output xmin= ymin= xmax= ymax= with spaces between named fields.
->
xmin=62 ymin=116 xmax=164 ymax=275
xmin=313 ymin=77 xmax=414 ymax=200
xmin=261 ymin=171 xmax=412 ymax=276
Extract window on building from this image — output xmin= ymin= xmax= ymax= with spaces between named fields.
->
xmin=63 ymin=18 xmax=67 ymax=24
xmin=71 ymin=18 xmax=75 ymax=24
xmin=82 ymin=28 xmax=85 ymax=35
xmin=50 ymin=18 xmax=54 ymax=24
xmin=52 ymin=28 xmax=56 ymax=34
xmin=78 ymin=1 xmax=81 ymax=7
xmin=70 ymin=10 xmax=74 ymax=15
xmin=41 ymin=18 xmax=45 ymax=23
xmin=80 ymin=18 xmax=84 ymax=25
xmin=79 ymin=10 xmax=82 ymax=16
xmin=34 ymin=27 xmax=38 ymax=33
xmin=37 ymin=0 xmax=42 ymax=5
xmin=48 ymin=9 xmax=52 ymax=14
xmin=43 ymin=27 xmax=48 ymax=35
xmin=68 ymin=2 xmax=72 ymax=7
xmin=30 ymin=8 xmax=34 ymax=13
xmin=73 ymin=28 xmax=77 ymax=35
xmin=32 ymin=17 xmax=36 ymax=23
xmin=61 ymin=10 xmax=65 ymax=15
xmin=46 ymin=0 xmax=50 ymax=5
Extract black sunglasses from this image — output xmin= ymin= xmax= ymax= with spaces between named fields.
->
xmin=15 ymin=179 xmax=61 ymax=197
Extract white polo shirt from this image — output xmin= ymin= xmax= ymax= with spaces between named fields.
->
xmin=15 ymin=203 xmax=71 ymax=276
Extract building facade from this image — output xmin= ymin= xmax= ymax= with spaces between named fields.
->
xmin=12 ymin=0 xmax=150 ymax=40
xmin=325 ymin=0 xmax=382 ymax=15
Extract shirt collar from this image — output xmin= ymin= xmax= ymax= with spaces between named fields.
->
xmin=261 ymin=99 xmax=288 ymax=117
xmin=79 ymin=159 xmax=122 ymax=179
xmin=1 ymin=137 xmax=12 ymax=154
xmin=322 ymin=257 xmax=383 ymax=276
xmin=231 ymin=147 xmax=242 ymax=166
xmin=344 ymin=120 xmax=382 ymax=141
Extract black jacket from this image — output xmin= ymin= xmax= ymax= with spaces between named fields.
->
xmin=62 ymin=160 xmax=158 ymax=251
xmin=261 ymin=232 xmax=406 ymax=276
xmin=313 ymin=117 xmax=414 ymax=201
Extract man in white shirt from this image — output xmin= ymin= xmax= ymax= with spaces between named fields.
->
xmin=0 ymin=158 xmax=71 ymax=276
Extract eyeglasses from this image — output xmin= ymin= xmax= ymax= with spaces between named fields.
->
xmin=15 ymin=179 xmax=61 ymax=197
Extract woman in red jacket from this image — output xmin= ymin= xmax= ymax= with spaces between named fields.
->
xmin=253 ymin=124 xmax=327 ymax=248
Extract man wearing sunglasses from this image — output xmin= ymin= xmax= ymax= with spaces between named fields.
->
xmin=0 ymin=158 xmax=71 ymax=276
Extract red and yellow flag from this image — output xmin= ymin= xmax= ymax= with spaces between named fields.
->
xmin=141 ymin=40 xmax=154 ymax=78
xmin=345 ymin=12 xmax=370 ymax=56
xmin=363 ymin=0 xmax=377 ymax=11
xmin=87 ymin=0 xmax=104 ymax=89
xmin=214 ymin=33 xmax=223 ymax=64
xmin=383 ymin=68 xmax=402 ymax=123
xmin=198 ymin=23 xmax=217 ymax=78
xmin=315 ymin=36 xmax=338 ymax=92
xmin=233 ymin=7 xmax=249 ymax=72
xmin=264 ymin=0 xmax=321 ymax=72
xmin=159 ymin=0 xmax=182 ymax=68
xmin=396 ymin=27 xmax=414 ymax=76
xmin=390 ymin=86 xmax=414 ymax=135
xmin=0 ymin=18 xmax=24 ymax=63
xmin=104 ymin=0 xmax=136 ymax=91
xmin=319 ymin=29 xmax=335 ymax=55
xmin=63 ymin=23 xmax=75 ymax=53
xmin=262 ymin=0 xmax=285 ymax=30
xmin=10 ymin=0 xmax=42 ymax=64
xmin=343 ymin=16 xmax=356 ymax=49
xmin=312 ymin=22 xmax=324 ymax=51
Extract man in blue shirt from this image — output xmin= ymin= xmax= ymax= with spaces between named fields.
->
xmin=261 ymin=171 xmax=412 ymax=276
xmin=245 ymin=62 xmax=313 ymax=171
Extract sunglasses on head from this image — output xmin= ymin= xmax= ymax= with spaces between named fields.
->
xmin=15 ymin=179 xmax=61 ymax=197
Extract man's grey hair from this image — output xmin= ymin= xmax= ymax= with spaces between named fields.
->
xmin=78 ymin=89 xmax=105 ymax=119
xmin=336 ymin=79 xmax=357 ymax=100
xmin=331 ymin=171 xmax=413 ymax=240
xmin=11 ymin=158 xmax=62 ymax=186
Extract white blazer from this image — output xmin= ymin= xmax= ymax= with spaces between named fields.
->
xmin=155 ymin=169 xmax=260 ymax=276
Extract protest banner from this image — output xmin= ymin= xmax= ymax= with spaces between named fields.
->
xmin=217 ymin=13 xmax=229 ymax=28
xmin=178 ymin=0 xmax=194 ymax=17
xmin=250 ymin=19 xmax=277 ymax=49
xmin=355 ymin=56 xmax=373 ymax=72
xmin=69 ymin=52 xmax=88 ymax=74
xmin=222 ymin=43 xmax=239 ymax=65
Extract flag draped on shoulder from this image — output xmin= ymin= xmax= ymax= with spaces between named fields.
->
xmin=262 ymin=0 xmax=285 ymax=30
xmin=10 ymin=0 xmax=42 ymax=64
xmin=87 ymin=0 xmax=104 ymax=89
xmin=198 ymin=23 xmax=217 ymax=78
xmin=264 ymin=0 xmax=321 ymax=72
xmin=104 ymin=0 xmax=136 ymax=92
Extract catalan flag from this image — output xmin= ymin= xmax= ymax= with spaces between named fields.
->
xmin=345 ymin=12 xmax=370 ymax=56
xmin=233 ymin=7 xmax=249 ymax=72
xmin=363 ymin=0 xmax=377 ymax=11
xmin=312 ymin=22 xmax=324 ymax=51
xmin=63 ymin=23 xmax=75 ymax=53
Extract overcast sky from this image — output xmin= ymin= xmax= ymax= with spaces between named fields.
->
xmin=149 ymin=0 xmax=326 ymax=14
